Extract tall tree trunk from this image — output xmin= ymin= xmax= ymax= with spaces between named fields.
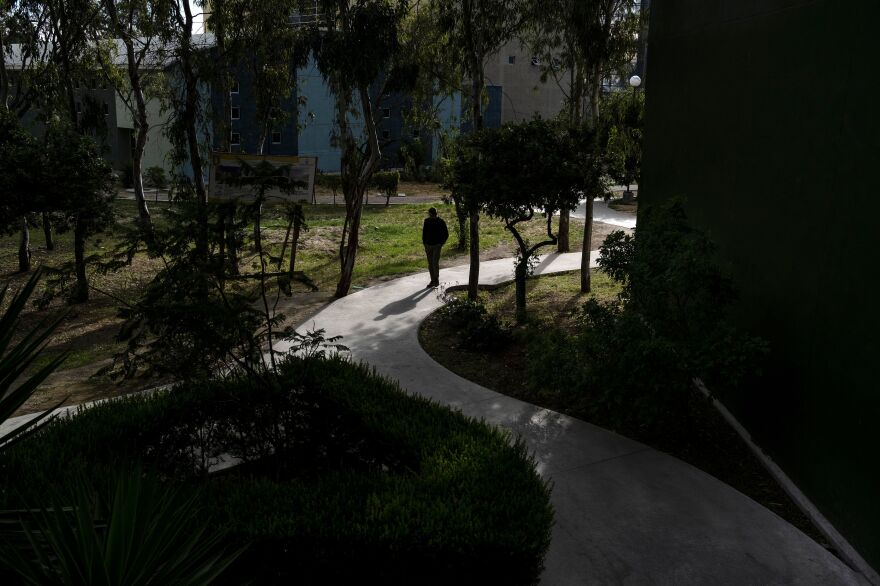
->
xmin=467 ymin=209 xmax=480 ymax=300
xmin=71 ymin=219 xmax=88 ymax=303
xmin=131 ymin=125 xmax=152 ymax=227
xmin=180 ymin=1 xmax=208 ymax=265
xmin=253 ymin=201 xmax=263 ymax=252
xmin=515 ymin=260 xmax=527 ymax=324
xmin=580 ymin=195 xmax=593 ymax=293
xmin=41 ymin=212 xmax=54 ymax=250
xmin=18 ymin=216 xmax=31 ymax=273
xmin=557 ymin=211 xmax=570 ymax=252
xmin=453 ymin=194 xmax=467 ymax=250
xmin=289 ymin=218 xmax=301 ymax=276
xmin=335 ymin=189 xmax=364 ymax=297
xmin=466 ymin=67 xmax=483 ymax=300
xmin=334 ymin=84 xmax=381 ymax=298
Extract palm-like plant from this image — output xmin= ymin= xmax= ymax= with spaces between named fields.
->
xmin=0 ymin=270 xmax=68 ymax=450
xmin=0 ymin=468 xmax=244 ymax=586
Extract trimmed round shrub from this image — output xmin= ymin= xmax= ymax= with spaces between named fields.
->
xmin=0 ymin=357 xmax=553 ymax=585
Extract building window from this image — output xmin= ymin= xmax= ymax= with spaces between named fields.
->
xmin=76 ymin=102 xmax=82 ymax=114
xmin=271 ymin=131 xmax=281 ymax=144
xmin=231 ymin=106 xmax=240 ymax=120
xmin=382 ymin=108 xmax=391 ymax=119
xmin=507 ymin=55 xmax=516 ymax=65
xmin=230 ymin=132 xmax=240 ymax=146
xmin=103 ymin=102 xmax=109 ymax=116
xmin=381 ymin=130 xmax=390 ymax=140
xmin=230 ymin=79 xmax=239 ymax=94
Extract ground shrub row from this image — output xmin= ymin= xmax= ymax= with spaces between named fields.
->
xmin=0 ymin=357 xmax=553 ymax=585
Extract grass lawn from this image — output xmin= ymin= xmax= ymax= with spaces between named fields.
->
xmin=419 ymin=269 xmax=834 ymax=555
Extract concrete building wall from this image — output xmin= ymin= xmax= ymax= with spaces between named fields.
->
xmin=641 ymin=0 xmax=879 ymax=568
xmin=114 ymin=92 xmax=176 ymax=176
xmin=484 ymin=40 xmax=568 ymax=124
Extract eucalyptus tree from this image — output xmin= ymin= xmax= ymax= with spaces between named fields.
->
xmin=527 ymin=0 xmax=639 ymax=292
xmin=0 ymin=0 xmax=52 ymax=118
xmin=309 ymin=0 xmax=409 ymax=298
xmin=209 ymin=0 xmax=309 ymax=250
xmin=0 ymin=110 xmax=43 ymax=272
xmin=94 ymin=0 xmax=176 ymax=230
xmin=434 ymin=0 xmax=526 ymax=300
xmin=42 ymin=123 xmax=117 ymax=303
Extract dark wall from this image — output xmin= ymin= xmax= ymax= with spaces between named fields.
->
xmin=641 ymin=0 xmax=879 ymax=568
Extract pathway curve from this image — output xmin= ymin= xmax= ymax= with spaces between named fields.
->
xmin=278 ymin=252 xmax=865 ymax=585
xmin=572 ymin=198 xmax=638 ymax=229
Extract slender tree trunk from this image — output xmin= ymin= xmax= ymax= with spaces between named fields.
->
xmin=467 ymin=208 xmax=479 ymax=300
xmin=335 ymin=188 xmax=364 ymax=297
xmin=580 ymin=195 xmax=593 ymax=293
xmin=334 ymin=83 xmax=381 ymax=298
xmin=71 ymin=219 xmax=88 ymax=303
xmin=253 ymin=200 xmax=263 ymax=252
xmin=453 ymin=194 xmax=467 ymax=250
xmin=131 ymin=127 xmax=151 ymax=227
xmin=41 ymin=212 xmax=54 ymax=250
xmin=515 ymin=260 xmax=527 ymax=324
xmin=557 ymin=211 xmax=570 ymax=252
xmin=466 ymin=67 xmax=483 ymax=300
xmin=289 ymin=219 xmax=301 ymax=276
xmin=18 ymin=216 xmax=31 ymax=273
xmin=179 ymin=2 xmax=208 ymax=265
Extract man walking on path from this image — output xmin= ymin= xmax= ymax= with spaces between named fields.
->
xmin=422 ymin=207 xmax=448 ymax=287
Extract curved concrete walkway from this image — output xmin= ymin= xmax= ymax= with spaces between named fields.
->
xmin=573 ymin=198 xmax=638 ymax=229
xmin=279 ymin=252 xmax=865 ymax=586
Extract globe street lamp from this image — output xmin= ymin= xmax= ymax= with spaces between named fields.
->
xmin=629 ymin=75 xmax=642 ymax=88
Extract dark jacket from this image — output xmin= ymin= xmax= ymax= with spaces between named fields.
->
xmin=422 ymin=216 xmax=449 ymax=246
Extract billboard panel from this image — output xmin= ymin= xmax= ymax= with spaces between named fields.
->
xmin=209 ymin=154 xmax=317 ymax=203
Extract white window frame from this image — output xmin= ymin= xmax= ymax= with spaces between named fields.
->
xmin=271 ymin=131 xmax=281 ymax=144
xmin=382 ymin=108 xmax=391 ymax=119
xmin=507 ymin=55 xmax=516 ymax=65
xmin=231 ymin=106 xmax=240 ymax=120
xmin=230 ymin=132 xmax=241 ymax=146
xmin=231 ymin=79 xmax=239 ymax=94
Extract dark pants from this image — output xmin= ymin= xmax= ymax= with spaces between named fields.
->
xmin=424 ymin=244 xmax=443 ymax=284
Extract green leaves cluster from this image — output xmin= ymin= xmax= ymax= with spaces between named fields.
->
xmin=0 ymin=468 xmax=242 ymax=586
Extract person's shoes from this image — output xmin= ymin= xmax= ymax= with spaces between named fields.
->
xmin=428 ymin=281 xmax=439 ymax=288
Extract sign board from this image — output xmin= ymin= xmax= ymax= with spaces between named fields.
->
xmin=209 ymin=153 xmax=317 ymax=204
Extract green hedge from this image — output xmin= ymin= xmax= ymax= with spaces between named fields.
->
xmin=0 ymin=358 xmax=553 ymax=585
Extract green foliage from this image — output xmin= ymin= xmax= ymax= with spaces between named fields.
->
xmin=438 ymin=295 xmax=511 ymax=351
xmin=0 ymin=110 xmax=43 ymax=231
xmin=526 ymin=201 xmax=768 ymax=431
xmin=0 ymin=358 xmax=554 ymax=585
xmin=371 ymin=170 xmax=400 ymax=205
xmin=106 ymin=200 xmax=289 ymax=381
xmin=599 ymin=89 xmax=644 ymax=188
xmin=0 ymin=467 xmax=243 ymax=586
xmin=0 ymin=271 xmax=68 ymax=451
xmin=144 ymin=166 xmax=167 ymax=190
xmin=447 ymin=118 xmax=596 ymax=316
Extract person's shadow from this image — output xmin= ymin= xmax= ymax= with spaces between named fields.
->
xmin=374 ymin=287 xmax=434 ymax=321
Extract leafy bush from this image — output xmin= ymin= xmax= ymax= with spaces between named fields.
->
xmin=526 ymin=201 xmax=766 ymax=434
xmin=437 ymin=295 xmax=511 ymax=351
xmin=371 ymin=170 xmax=400 ymax=205
xmin=0 ymin=358 xmax=553 ymax=585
